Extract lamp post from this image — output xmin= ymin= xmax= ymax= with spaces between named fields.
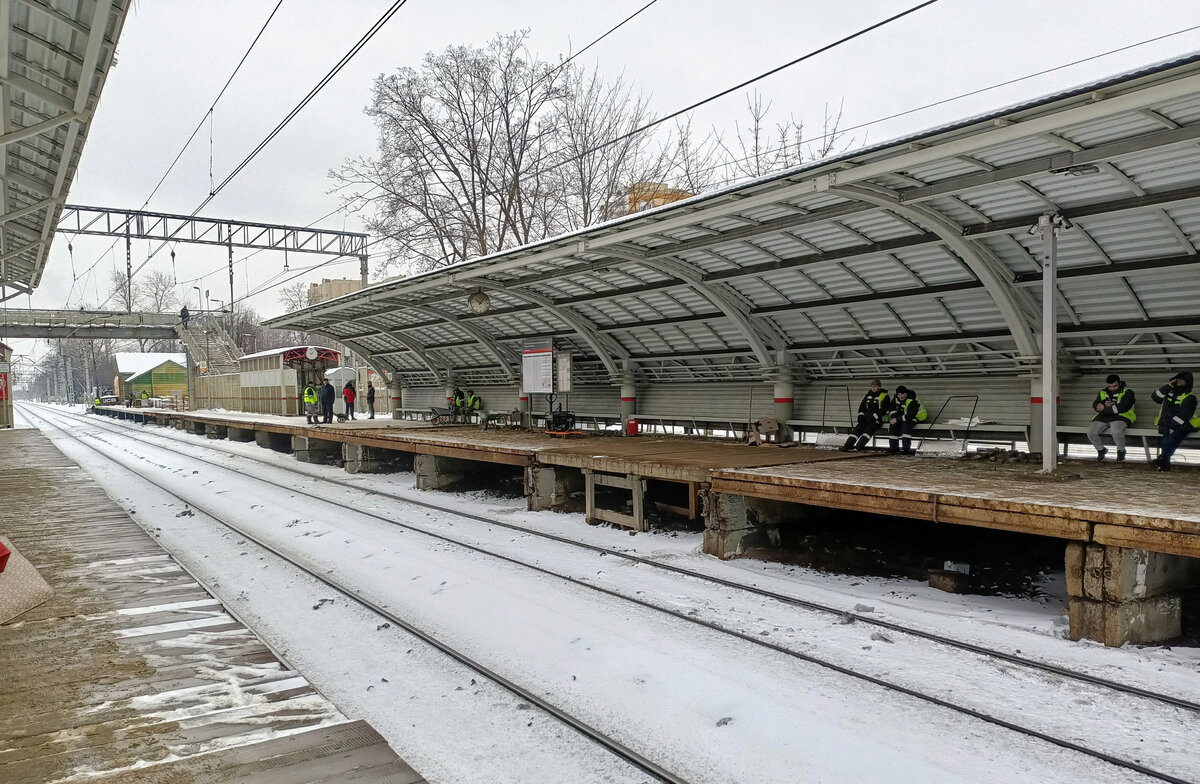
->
xmin=192 ymin=286 xmax=202 ymax=310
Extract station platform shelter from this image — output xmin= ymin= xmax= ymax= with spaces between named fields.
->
xmin=250 ymin=55 xmax=1200 ymax=648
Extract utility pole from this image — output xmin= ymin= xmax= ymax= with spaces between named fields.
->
xmin=125 ymin=223 xmax=133 ymax=313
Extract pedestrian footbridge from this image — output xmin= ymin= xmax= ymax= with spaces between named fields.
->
xmin=0 ymin=308 xmax=178 ymax=339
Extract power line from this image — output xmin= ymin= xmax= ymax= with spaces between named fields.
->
xmin=543 ymin=0 xmax=941 ymax=174
xmin=181 ymin=2 xmax=665 ymax=306
xmin=195 ymin=0 xmax=409 ymax=214
xmin=63 ymin=0 xmax=287 ymax=308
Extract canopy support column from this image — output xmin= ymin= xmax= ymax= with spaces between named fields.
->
xmin=1036 ymin=213 xmax=1069 ymax=473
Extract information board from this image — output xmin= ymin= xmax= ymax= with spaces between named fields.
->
xmin=522 ymin=338 xmax=552 ymax=393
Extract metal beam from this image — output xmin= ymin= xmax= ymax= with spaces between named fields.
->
xmin=58 ymin=205 xmax=369 ymax=257
xmin=832 ymin=184 xmax=1040 ymax=357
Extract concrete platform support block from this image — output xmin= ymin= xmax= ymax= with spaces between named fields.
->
xmin=1065 ymin=542 xmax=1197 ymax=646
xmin=205 ymin=424 xmax=228 ymax=440
xmin=703 ymin=492 xmax=789 ymax=559
xmin=343 ymin=443 xmax=385 ymax=474
xmin=415 ymin=454 xmax=471 ymax=490
xmin=526 ymin=465 xmax=582 ymax=511
xmin=254 ymin=430 xmax=292 ymax=453
xmin=293 ymin=435 xmax=342 ymax=464
xmin=188 ymin=421 xmax=206 ymax=436
xmin=226 ymin=426 xmax=256 ymax=442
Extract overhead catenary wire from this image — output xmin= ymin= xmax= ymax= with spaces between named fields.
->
xmin=62 ymin=0 xmax=287 ymax=309
xmin=174 ymin=1 xmax=664 ymax=302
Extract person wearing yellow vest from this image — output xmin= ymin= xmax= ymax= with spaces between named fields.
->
xmin=464 ymin=389 xmax=481 ymax=423
xmin=1087 ymin=373 xmax=1136 ymax=462
xmin=303 ymin=383 xmax=318 ymax=424
xmin=840 ymin=379 xmax=890 ymax=452
xmin=887 ymin=385 xmax=925 ymax=455
xmin=1151 ymin=371 xmax=1197 ymax=472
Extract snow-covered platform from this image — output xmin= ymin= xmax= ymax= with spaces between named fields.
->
xmin=98 ymin=406 xmax=1200 ymax=559
xmin=0 ymin=427 xmax=423 ymax=783
xmin=712 ymin=454 xmax=1200 ymax=558
xmin=88 ymin=407 xmax=1200 ymax=644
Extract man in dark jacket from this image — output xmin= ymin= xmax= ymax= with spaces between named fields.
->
xmin=840 ymin=379 xmax=890 ymax=452
xmin=319 ymin=380 xmax=336 ymax=424
xmin=887 ymin=386 xmax=920 ymax=455
xmin=367 ymin=382 xmax=376 ymax=419
xmin=1151 ymin=371 xmax=1197 ymax=471
xmin=1088 ymin=374 xmax=1136 ymax=462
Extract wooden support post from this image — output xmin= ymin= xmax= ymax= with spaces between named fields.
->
xmin=582 ymin=468 xmax=648 ymax=532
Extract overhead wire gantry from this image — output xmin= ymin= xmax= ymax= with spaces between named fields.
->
xmin=57 ymin=205 xmax=370 ymax=313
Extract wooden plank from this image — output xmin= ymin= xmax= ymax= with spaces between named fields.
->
xmin=1093 ymin=524 xmax=1200 ymax=559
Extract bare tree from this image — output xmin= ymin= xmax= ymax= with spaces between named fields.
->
xmin=547 ymin=65 xmax=664 ymax=231
xmin=273 ymin=282 xmax=313 ymax=347
xmin=107 ymin=267 xmax=138 ymax=313
xmin=333 ymin=33 xmax=851 ymax=277
xmin=333 ymin=31 xmax=674 ymax=276
xmin=662 ymin=115 xmax=726 ymax=195
xmin=278 ymin=282 xmax=309 ymax=313
xmin=717 ymin=93 xmax=852 ymax=184
xmin=138 ymin=269 xmax=180 ymax=313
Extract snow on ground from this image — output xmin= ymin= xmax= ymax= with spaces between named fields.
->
xmin=16 ymin=402 xmax=1200 ymax=784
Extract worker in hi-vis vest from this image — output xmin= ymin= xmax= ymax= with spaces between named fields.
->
xmin=840 ymin=379 xmax=890 ymax=452
xmin=1088 ymin=373 xmax=1136 ymax=463
xmin=1151 ymin=371 xmax=1198 ymax=472
xmin=303 ymin=383 xmax=318 ymax=424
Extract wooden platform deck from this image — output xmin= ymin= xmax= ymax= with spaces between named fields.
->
xmin=92 ymin=408 xmax=1200 ymax=558
xmin=712 ymin=455 xmax=1200 ymax=558
xmin=537 ymin=436 xmax=870 ymax=483
xmin=0 ymin=428 xmax=423 ymax=784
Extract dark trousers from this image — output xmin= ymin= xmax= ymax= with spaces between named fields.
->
xmin=368 ymin=397 xmax=375 ymax=418
xmin=1158 ymin=427 xmax=1191 ymax=464
xmin=322 ymin=403 xmax=333 ymax=423
xmin=842 ymin=418 xmax=882 ymax=450
xmin=888 ymin=420 xmax=916 ymax=453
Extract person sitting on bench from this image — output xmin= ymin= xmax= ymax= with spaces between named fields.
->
xmin=1088 ymin=373 xmax=1136 ymax=462
xmin=841 ymin=379 xmax=890 ymax=452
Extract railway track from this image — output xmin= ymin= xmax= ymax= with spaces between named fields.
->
xmin=24 ymin=403 xmax=1200 ymax=784
xmin=19 ymin=403 xmax=689 ymax=784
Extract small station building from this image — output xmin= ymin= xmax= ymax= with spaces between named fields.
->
xmin=236 ymin=346 xmax=342 ymax=416
xmin=113 ymin=353 xmax=187 ymax=401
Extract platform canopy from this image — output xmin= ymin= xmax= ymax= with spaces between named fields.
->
xmin=267 ymin=54 xmax=1200 ymax=387
xmin=0 ymin=0 xmax=129 ymax=300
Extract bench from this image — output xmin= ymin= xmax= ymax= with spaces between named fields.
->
xmin=1056 ymin=424 xmax=1200 ymax=460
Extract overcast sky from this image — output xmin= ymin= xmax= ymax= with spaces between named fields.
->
xmin=9 ymin=0 xmax=1200 ymax=363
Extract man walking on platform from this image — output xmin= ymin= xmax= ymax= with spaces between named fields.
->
xmin=319 ymin=379 xmax=335 ymax=424
xmin=1088 ymin=374 xmax=1136 ymax=462
xmin=840 ymin=379 xmax=890 ymax=452
xmin=1151 ymin=371 xmax=1197 ymax=471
